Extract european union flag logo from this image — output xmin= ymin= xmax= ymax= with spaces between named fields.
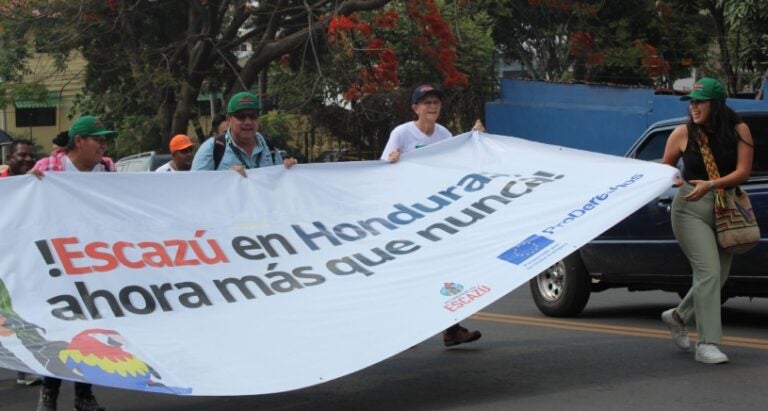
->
xmin=498 ymin=235 xmax=554 ymax=265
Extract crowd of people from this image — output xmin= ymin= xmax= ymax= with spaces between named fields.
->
xmin=2 ymin=91 xmax=299 ymax=411
xmin=1 ymin=78 xmax=753 ymax=409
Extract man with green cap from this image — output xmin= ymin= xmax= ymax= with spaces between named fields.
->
xmin=28 ymin=114 xmax=117 ymax=410
xmin=31 ymin=115 xmax=118 ymax=174
xmin=192 ymin=91 xmax=297 ymax=175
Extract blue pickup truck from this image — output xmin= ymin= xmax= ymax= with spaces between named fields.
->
xmin=530 ymin=111 xmax=768 ymax=317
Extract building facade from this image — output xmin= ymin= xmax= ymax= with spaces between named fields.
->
xmin=0 ymin=51 xmax=89 ymax=153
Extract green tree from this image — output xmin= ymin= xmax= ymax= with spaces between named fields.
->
xmin=697 ymin=0 xmax=768 ymax=95
xmin=0 ymin=0 xmax=393 ymax=156
xmin=481 ymin=0 xmax=583 ymax=81
xmin=484 ymin=0 xmax=711 ymax=87
xmin=268 ymin=0 xmax=496 ymax=159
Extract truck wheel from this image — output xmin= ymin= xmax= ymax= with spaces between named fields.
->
xmin=529 ymin=253 xmax=591 ymax=317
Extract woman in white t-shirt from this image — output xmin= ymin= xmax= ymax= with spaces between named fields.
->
xmin=380 ymin=84 xmax=484 ymax=347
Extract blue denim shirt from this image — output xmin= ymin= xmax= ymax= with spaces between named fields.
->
xmin=191 ymin=130 xmax=282 ymax=170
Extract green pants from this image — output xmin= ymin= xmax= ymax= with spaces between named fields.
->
xmin=671 ymin=182 xmax=732 ymax=344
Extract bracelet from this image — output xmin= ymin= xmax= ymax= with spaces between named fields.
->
xmin=708 ymin=180 xmax=716 ymax=191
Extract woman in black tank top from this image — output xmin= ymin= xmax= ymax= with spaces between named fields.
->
xmin=658 ymin=77 xmax=754 ymax=364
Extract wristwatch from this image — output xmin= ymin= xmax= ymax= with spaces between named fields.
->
xmin=708 ymin=180 xmax=716 ymax=191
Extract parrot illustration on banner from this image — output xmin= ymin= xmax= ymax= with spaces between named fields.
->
xmin=60 ymin=329 xmax=154 ymax=389
xmin=0 ymin=279 xmax=191 ymax=394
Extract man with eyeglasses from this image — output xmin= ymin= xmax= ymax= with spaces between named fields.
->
xmin=192 ymin=91 xmax=297 ymax=174
xmin=1 ymin=139 xmax=37 ymax=178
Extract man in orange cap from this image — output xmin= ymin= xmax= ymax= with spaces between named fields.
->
xmin=155 ymin=134 xmax=195 ymax=172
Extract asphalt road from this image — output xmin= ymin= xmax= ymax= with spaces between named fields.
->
xmin=2 ymin=286 xmax=767 ymax=411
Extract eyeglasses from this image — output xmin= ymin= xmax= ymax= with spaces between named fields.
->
xmin=689 ymin=99 xmax=709 ymax=106
xmin=86 ymin=136 xmax=108 ymax=144
xmin=417 ymin=98 xmax=442 ymax=106
xmin=232 ymin=111 xmax=259 ymax=121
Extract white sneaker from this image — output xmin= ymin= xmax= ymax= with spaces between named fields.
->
xmin=695 ymin=343 xmax=729 ymax=364
xmin=16 ymin=372 xmax=42 ymax=386
xmin=661 ymin=308 xmax=691 ymax=351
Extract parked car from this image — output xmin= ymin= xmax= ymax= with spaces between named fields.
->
xmin=315 ymin=148 xmax=378 ymax=162
xmin=115 ymin=151 xmax=171 ymax=172
xmin=530 ymin=111 xmax=768 ymax=317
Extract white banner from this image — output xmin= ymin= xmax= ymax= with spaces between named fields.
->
xmin=0 ymin=132 xmax=677 ymax=395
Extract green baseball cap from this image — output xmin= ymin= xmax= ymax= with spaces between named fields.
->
xmin=227 ymin=91 xmax=261 ymax=114
xmin=680 ymin=77 xmax=726 ymax=102
xmin=67 ymin=115 xmax=118 ymax=143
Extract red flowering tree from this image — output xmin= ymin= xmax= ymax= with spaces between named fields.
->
xmin=639 ymin=42 xmax=670 ymax=82
xmin=289 ymin=0 xmax=493 ymax=159
xmin=0 ymin=0 xmax=394 ymax=154
xmin=326 ymin=0 xmax=470 ymax=103
xmin=327 ymin=12 xmax=401 ymax=102
xmin=485 ymin=0 xmax=709 ymax=87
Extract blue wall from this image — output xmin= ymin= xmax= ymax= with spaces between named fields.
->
xmin=486 ymin=79 xmax=768 ymax=155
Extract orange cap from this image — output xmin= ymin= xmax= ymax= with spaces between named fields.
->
xmin=169 ymin=134 xmax=194 ymax=153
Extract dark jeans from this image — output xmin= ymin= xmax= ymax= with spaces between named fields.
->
xmin=42 ymin=377 xmax=93 ymax=397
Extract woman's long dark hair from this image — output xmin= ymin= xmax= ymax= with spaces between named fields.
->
xmin=687 ymin=100 xmax=752 ymax=148
xmin=52 ymin=130 xmax=71 ymax=149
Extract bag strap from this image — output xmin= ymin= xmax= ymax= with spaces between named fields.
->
xmin=696 ymin=132 xmax=727 ymax=209
xmin=213 ymin=134 xmax=226 ymax=170
xmin=213 ymin=133 xmax=277 ymax=170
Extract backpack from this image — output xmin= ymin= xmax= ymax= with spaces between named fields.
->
xmin=212 ymin=134 xmax=276 ymax=170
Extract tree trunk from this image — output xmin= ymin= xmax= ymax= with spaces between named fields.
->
xmin=706 ymin=1 xmax=736 ymax=95
xmin=757 ymin=66 xmax=768 ymax=100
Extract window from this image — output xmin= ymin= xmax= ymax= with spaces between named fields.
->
xmin=197 ymin=101 xmax=213 ymax=116
xmin=633 ymin=128 xmax=673 ymax=161
xmin=743 ymin=116 xmax=768 ymax=178
xmin=14 ymin=93 xmax=58 ymax=127
xmin=15 ymin=107 xmax=56 ymax=127
xmin=197 ymin=93 xmax=223 ymax=117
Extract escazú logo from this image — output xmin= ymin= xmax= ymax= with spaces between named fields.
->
xmin=442 ymin=284 xmax=491 ymax=312
xmin=440 ymin=282 xmax=464 ymax=296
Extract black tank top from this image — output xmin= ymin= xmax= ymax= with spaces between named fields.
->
xmin=682 ymin=128 xmax=738 ymax=182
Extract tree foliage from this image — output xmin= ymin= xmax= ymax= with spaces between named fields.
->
xmin=485 ymin=0 xmax=768 ymax=94
xmin=0 ymin=0 xmax=393 ymax=156
xmin=686 ymin=0 xmax=768 ymax=95
xmin=485 ymin=0 xmax=715 ymax=87
xmin=3 ymin=0 xmax=766 ymax=160
xmin=268 ymin=0 xmax=496 ymax=159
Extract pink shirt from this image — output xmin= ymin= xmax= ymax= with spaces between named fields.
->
xmin=33 ymin=149 xmax=116 ymax=172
